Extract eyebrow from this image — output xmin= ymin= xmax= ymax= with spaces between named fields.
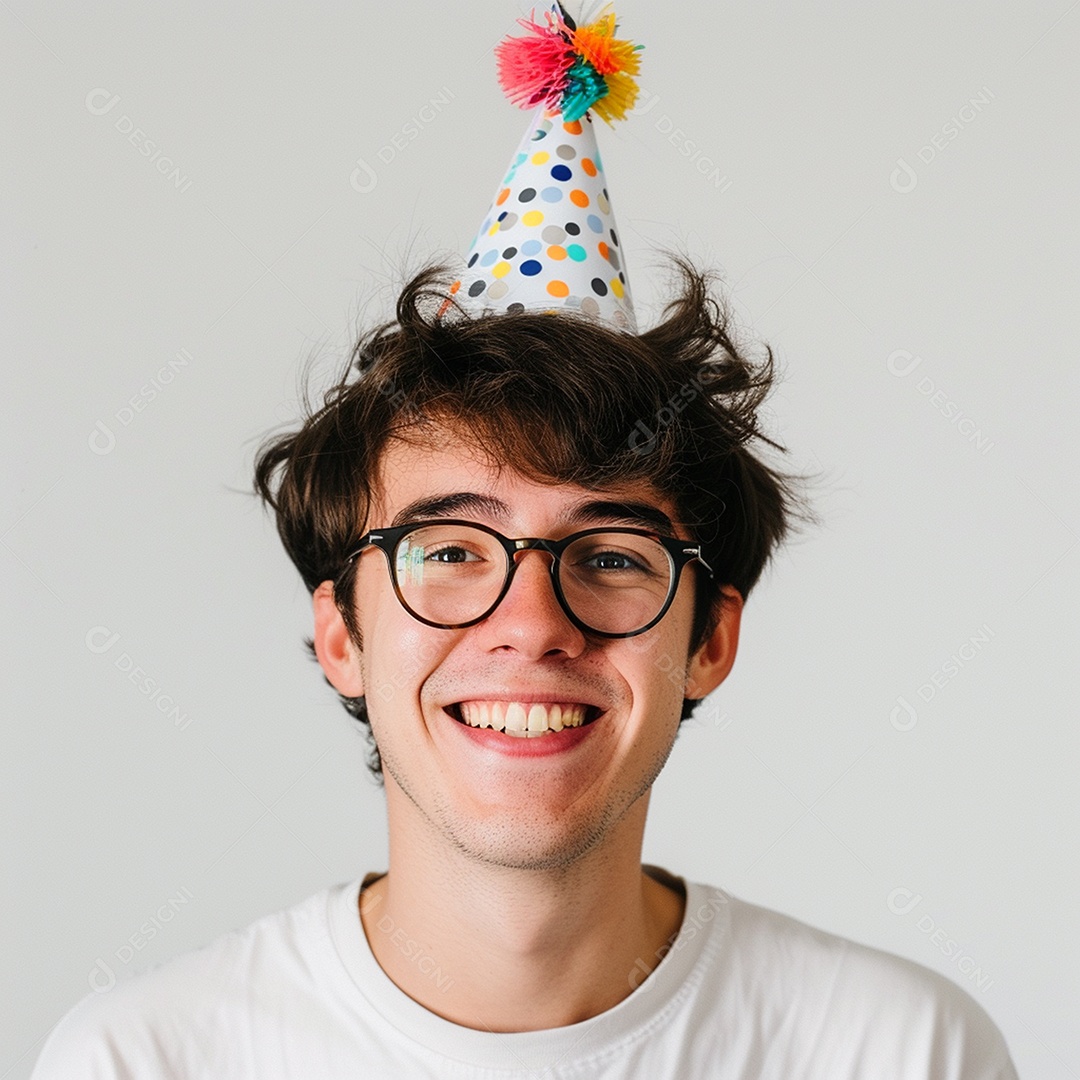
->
xmin=389 ymin=493 xmax=504 ymax=529
xmin=388 ymin=492 xmax=676 ymax=535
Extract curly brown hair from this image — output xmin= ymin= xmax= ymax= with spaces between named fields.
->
xmin=253 ymin=257 xmax=810 ymax=780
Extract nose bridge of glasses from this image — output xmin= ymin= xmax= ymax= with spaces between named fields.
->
xmin=509 ymin=537 xmax=558 ymax=573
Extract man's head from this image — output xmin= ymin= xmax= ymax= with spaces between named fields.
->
xmin=254 ymin=258 xmax=804 ymax=784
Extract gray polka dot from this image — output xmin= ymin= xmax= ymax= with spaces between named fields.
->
xmin=613 ymin=309 xmax=629 ymax=327
xmin=580 ymin=297 xmax=600 ymax=316
xmin=606 ymin=248 xmax=620 ymax=271
xmin=542 ymin=225 xmax=566 ymax=244
xmin=499 ymin=212 xmax=518 ymax=231
xmin=487 ymin=280 xmax=509 ymax=299
xmin=597 ymin=193 xmax=610 ymax=214
xmin=556 ymin=144 xmax=577 ymax=160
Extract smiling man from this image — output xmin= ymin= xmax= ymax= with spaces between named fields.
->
xmin=30 ymin=260 xmax=1018 ymax=1079
xmin=31 ymin=4 xmax=1018 ymax=1076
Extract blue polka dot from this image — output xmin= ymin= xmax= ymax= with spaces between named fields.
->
xmin=520 ymin=260 xmax=543 ymax=276
xmin=551 ymin=164 xmax=573 ymax=182
xmin=541 ymin=187 xmax=563 ymax=203
xmin=480 ymin=249 xmax=498 ymax=266
xmin=521 ymin=239 xmax=543 ymax=255
xmin=498 ymin=211 xmax=508 ymax=222
xmin=587 ymin=214 xmax=603 ymax=233
xmin=467 ymin=253 xmax=479 ymax=268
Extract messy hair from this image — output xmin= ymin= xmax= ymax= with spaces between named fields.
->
xmin=254 ymin=258 xmax=810 ymax=780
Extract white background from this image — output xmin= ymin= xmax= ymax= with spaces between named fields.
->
xmin=4 ymin=1 xmax=1077 ymax=1075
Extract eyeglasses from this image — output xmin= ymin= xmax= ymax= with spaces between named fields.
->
xmin=337 ymin=519 xmax=714 ymax=638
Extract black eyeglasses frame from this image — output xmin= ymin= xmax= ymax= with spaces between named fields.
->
xmin=336 ymin=518 xmax=715 ymax=639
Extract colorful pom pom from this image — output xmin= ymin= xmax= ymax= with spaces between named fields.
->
xmin=495 ymin=13 xmax=575 ymax=111
xmin=494 ymin=4 xmax=642 ymax=125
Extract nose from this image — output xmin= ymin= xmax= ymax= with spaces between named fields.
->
xmin=478 ymin=546 xmax=586 ymax=657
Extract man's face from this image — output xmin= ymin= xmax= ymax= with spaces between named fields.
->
xmin=322 ymin=423 xmax=736 ymax=872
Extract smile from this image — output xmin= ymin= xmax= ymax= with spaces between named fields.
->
xmin=447 ymin=701 xmax=604 ymax=738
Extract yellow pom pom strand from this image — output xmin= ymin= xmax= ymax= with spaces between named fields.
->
xmin=590 ymin=69 xmax=640 ymax=124
xmin=569 ymin=6 xmax=643 ymax=124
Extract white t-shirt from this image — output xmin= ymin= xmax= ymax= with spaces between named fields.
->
xmin=32 ymin=867 xmax=1018 ymax=1079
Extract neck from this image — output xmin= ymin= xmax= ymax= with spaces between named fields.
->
xmin=359 ymin=782 xmax=686 ymax=1032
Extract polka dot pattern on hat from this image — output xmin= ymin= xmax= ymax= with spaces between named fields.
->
xmin=460 ymin=107 xmax=635 ymax=330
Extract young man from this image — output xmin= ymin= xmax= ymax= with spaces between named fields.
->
xmin=32 ymin=8 xmax=1018 ymax=1077
xmin=32 ymin=261 xmax=1017 ymax=1078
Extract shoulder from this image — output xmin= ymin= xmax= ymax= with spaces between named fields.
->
xmin=32 ymin=885 xmax=340 ymax=1079
xmin=694 ymin=886 xmax=1017 ymax=1077
xmin=724 ymin=893 xmax=979 ymax=1008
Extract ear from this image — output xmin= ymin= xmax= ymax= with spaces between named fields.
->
xmin=684 ymin=585 xmax=743 ymax=700
xmin=312 ymin=581 xmax=365 ymax=698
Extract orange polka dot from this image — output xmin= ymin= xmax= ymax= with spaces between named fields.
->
xmin=582 ymin=158 xmax=598 ymax=177
xmin=547 ymin=245 xmax=567 ymax=260
xmin=547 ymin=280 xmax=570 ymax=297
xmin=496 ymin=188 xmax=510 ymax=205
xmin=570 ymin=189 xmax=590 ymax=207
xmin=563 ymin=120 xmax=583 ymax=135
xmin=598 ymin=242 xmax=609 ymax=260
xmin=450 ymin=280 xmax=461 ymax=294
xmin=610 ymin=278 xmax=625 ymax=299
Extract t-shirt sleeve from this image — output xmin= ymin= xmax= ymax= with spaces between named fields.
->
xmin=724 ymin=896 xmax=1020 ymax=1080
xmin=30 ymin=989 xmax=179 ymax=1080
xmin=942 ymin=990 xmax=1019 ymax=1080
xmin=824 ymin=939 xmax=1020 ymax=1080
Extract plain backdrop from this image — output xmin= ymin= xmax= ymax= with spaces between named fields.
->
xmin=4 ymin=1 xmax=1077 ymax=1075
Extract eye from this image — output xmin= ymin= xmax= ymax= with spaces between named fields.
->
xmin=575 ymin=548 xmax=653 ymax=575
xmin=585 ymin=551 xmax=643 ymax=571
xmin=425 ymin=544 xmax=483 ymax=563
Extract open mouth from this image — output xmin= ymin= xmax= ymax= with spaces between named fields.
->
xmin=446 ymin=701 xmax=604 ymax=738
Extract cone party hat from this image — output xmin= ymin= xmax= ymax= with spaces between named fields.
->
xmin=452 ymin=3 xmax=643 ymax=331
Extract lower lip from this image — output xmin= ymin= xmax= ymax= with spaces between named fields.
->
xmin=446 ymin=710 xmax=600 ymax=757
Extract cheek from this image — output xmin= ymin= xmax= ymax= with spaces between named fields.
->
xmin=364 ymin=612 xmax=452 ymax=721
xmin=616 ymin=622 xmax=694 ymax=708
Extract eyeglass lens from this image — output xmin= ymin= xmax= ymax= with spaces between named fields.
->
xmin=392 ymin=523 xmax=674 ymax=634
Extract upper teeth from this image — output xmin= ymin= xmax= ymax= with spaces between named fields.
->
xmin=457 ymin=701 xmax=590 ymax=737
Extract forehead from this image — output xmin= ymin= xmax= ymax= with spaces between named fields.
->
xmin=370 ymin=425 xmax=684 ymax=536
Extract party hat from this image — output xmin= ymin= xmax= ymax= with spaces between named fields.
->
xmin=451 ymin=4 xmax=642 ymax=331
